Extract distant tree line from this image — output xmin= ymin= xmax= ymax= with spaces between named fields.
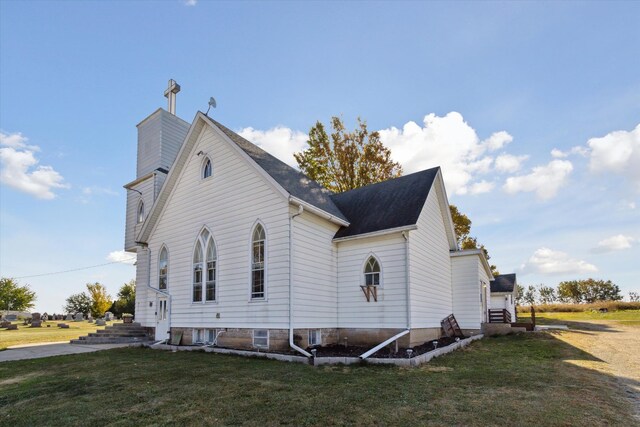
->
xmin=515 ymin=279 xmax=631 ymax=305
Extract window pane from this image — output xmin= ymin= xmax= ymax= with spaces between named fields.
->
xmin=193 ymin=243 xmax=203 ymax=263
xmin=206 ymin=281 xmax=215 ymax=301
xmin=373 ymin=273 xmax=380 ymax=286
xmin=206 ymin=237 xmax=216 ymax=260
xmin=159 ymin=276 xmax=167 ymax=290
xmin=203 ymin=159 xmax=212 ymax=178
xmin=252 ymin=269 xmax=264 ymax=298
xmin=193 ymin=284 xmax=202 ymax=302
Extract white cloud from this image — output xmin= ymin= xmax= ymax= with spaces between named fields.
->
xmin=550 ymin=146 xmax=588 ymax=158
xmin=587 ymin=124 xmax=640 ymax=191
xmin=520 ymin=247 xmax=598 ymax=275
xmin=183 ymin=0 xmax=197 ymax=6
xmin=593 ymin=234 xmax=636 ymax=253
xmin=0 ymin=131 xmax=69 ymax=200
xmin=503 ymin=159 xmax=573 ymax=200
xmin=468 ymin=180 xmax=495 ymax=195
xmin=237 ymin=126 xmax=308 ymax=167
xmin=107 ymin=250 xmax=136 ymax=265
xmin=82 ymin=186 xmax=119 ymax=197
xmin=378 ymin=112 xmax=515 ymax=195
xmin=494 ymin=153 xmax=528 ymax=173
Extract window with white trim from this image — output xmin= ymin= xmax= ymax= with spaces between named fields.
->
xmin=193 ymin=329 xmax=204 ymax=344
xmin=251 ymin=223 xmax=266 ymax=299
xmin=308 ymin=329 xmax=321 ymax=347
xmin=253 ymin=329 xmax=269 ymax=348
xmin=158 ymin=247 xmax=168 ymax=290
xmin=364 ymin=256 xmax=381 ymax=286
xmin=202 ymin=158 xmax=212 ymax=179
xmin=193 ymin=229 xmax=217 ymax=302
xmin=137 ymin=200 xmax=145 ymax=223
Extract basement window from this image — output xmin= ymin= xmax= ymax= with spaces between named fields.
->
xmin=308 ymin=329 xmax=321 ymax=347
xmin=253 ymin=329 xmax=269 ymax=349
xmin=193 ymin=329 xmax=205 ymax=345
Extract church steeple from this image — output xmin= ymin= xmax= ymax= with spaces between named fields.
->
xmin=163 ymin=79 xmax=181 ymax=115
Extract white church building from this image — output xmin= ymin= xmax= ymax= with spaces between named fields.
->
xmin=124 ymin=82 xmax=512 ymax=355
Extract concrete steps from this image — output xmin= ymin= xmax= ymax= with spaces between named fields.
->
xmin=70 ymin=322 xmax=152 ymax=345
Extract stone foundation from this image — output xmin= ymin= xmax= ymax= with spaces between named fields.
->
xmin=167 ymin=326 xmax=451 ymax=351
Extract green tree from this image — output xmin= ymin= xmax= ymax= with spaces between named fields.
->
xmin=294 ymin=116 xmax=402 ymax=193
xmin=538 ymin=285 xmax=556 ymax=304
xmin=64 ymin=292 xmax=92 ymax=315
xmin=558 ymin=279 xmax=622 ymax=303
xmin=523 ymin=285 xmax=538 ymax=305
xmin=515 ymin=284 xmax=525 ymax=305
xmin=86 ymin=282 xmax=112 ymax=317
xmin=629 ymin=292 xmax=640 ymax=302
xmin=112 ymin=280 xmax=136 ymax=316
xmin=0 ymin=278 xmax=36 ymax=311
xmin=449 ymin=205 xmax=472 ymax=246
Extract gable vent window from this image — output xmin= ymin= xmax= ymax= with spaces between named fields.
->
xmin=202 ymin=158 xmax=212 ymax=179
xmin=137 ymin=200 xmax=145 ymax=223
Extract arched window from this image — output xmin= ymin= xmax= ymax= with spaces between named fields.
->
xmin=364 ymin=256 xmax=381 ymax=286
xmin=137 ymin=200 xmax=145 ymax=223
xmin=202 ymin=158 xmax=212 ymax=179
xmin=159 ymin=246 xmax=168 ymax=290
xmin=193 ymin=240 xmax=203 ymax=302
xmin=193 ymin=229 xmax=217 ymax=302
xmin=205 ymin=236 xmax=217 ymax=301
xmin=251 ymin=223 xmax=266 ymax=299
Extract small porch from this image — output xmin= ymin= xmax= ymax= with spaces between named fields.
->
xmin=488 ymin=308 xmax=512 ymax=324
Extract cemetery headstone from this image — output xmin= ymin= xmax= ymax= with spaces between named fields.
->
xmin=58 ymin=323 xmax=69 ymax=329
xmin=74 ymin=313 xmax=84 ymax=322
xmin=32 ymin=312 xmax=41 ymax=322
xmin=6 ymin=314 xmax=17 ymax=321
xmin=104 ymin=312 xmax=114 ymax=321
xmin=0 ymin=321 xmax=10 ymax=328
xmin=96 ymin=319 xmax=106 ymax=326
xmin=31 ymin=320 xmax=42 ymax=327
xmin=7 ymin=324 xmax=18 ymax=330
xmin=66 ymin=314 xmax=73 ymax=321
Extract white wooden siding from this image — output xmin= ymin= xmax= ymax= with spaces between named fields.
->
xmin=136 ymin=109 xmax=189 ymax=177
xmin=409 ymin=186 xmax=453 ymax=328
xmin=292 ymin=209 xmax=340 ymax=327
xmin=490 ymin=294 xmax=516 ymax=321
xmin=451 ymin=255 xmax=483 ymax=329
xmin=145 ymin=125 xmax=291 ymax=329
xmin=337 ymin=233 xmax=408 ymax=328
xmin=124 ymin=176 xmax=155 ymax=252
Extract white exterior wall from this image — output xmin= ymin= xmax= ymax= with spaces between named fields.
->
xmin=337 ymin=233 xmax=408 ymax=328
xmin=490 ymin=293 xmax=516 ymax=321
xmin=141 ymin=125 xmax=291 ymax=329
xmin=292 ymin=209 xmax=340 ymax=328
xmin=124 ymin=176 xmax=155 ymax=252
xmin=133 ymin=249 xmax=152 ymax=325
xmin=409 ymin=186 xmax=453 ymax=328
xmin=136 ymin=109 xmax=189 ymax=177
xmin=451 ymin=256 xmax=485 ymax=330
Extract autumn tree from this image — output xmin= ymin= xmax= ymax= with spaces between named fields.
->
xmin=294 ymin=116 xmax=402 ymax=193
xmin=86 ymin=282 xmax=112 ymax=317
xmin=557 ymin=279 xmax=622 ymax=303
xmin=0 ymin=278 xmax=36 ymax=311
xmin=449 ymin=205 xmax=499 ymax=276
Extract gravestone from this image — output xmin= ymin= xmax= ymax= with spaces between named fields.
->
xmin=58 ymin=323 xmax=69 ymax=329
xmin=5 ymin=314 xmax=17 ymax=321
xmin=66 ymin=314 xmax=73 ymax=321
xmin=42 ymin=312 xmax=49 ymax=322
xmin=32 ymin=312 xmax=41 ymax=322
xmin=1 ymin=321 xmax=10 ymax=328
xmin=31 ymin=321 xmax=42 ymax=327
xmin=7 ymin=324 xmax=18 ymax=330
xmin=88 ymin=319 xmax=94 ymax=323
xmin=74 ymin=313 xmax=84 ymax=322
xmin=104 ymin=312 xmax=114 ymax=321
xmin=95 ymin=319 xmax=106 ymax=326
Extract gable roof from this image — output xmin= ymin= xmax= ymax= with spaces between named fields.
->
xmin=490 ymin=274 xmax=517 ymax=293
xmin=331 ymin=168 xmax=440 ymax=239
xmin=204 ymin=116 xmax=348 ymax=223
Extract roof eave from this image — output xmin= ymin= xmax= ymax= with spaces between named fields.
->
xmin=290 ymin=196 xmax=350 ymax=226
xmin=333 ymin=224 xmax=418 ymax=243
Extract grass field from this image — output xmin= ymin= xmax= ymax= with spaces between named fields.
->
xmin=0 ymin=321 xmax=114 ymax=350
xmin=518 ymin=309 xmax=640 ymax=326
xmin=0 ymin=332 xmax=636 ymax=426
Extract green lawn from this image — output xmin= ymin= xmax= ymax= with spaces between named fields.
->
xmin=518 ymin=309 xmax=640 ymax=326
xmin=0 ymin=321 xmax=114 ymax=350
xmin=0 ymin=333 xmax=635 ymax=426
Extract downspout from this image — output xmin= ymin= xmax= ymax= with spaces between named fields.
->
xmin=289 ymin=202 xmax=312 ymax=358
xmin=359 ymin=231 xmax=413 ymax=360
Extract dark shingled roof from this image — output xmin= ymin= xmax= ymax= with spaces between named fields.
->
xmin=205 ymin=116 xmax=348 ymax=222
xmin=331 ymin=167 xmax=440 ymax=239
xmin=490 ymin=274 xmax=517 ymax=293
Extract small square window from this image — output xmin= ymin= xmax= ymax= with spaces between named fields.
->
xmin=253 ymin=329 xmax=269 ymax=349
xmin=308 ymin=329 xmax=321 ymax=347
xmin=193 ymin=329 xmax=205 ymax=344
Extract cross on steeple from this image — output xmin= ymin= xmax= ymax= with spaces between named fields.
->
xmin=164 ymin=79 xmax=181 ymax=115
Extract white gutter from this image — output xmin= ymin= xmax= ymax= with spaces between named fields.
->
xmin=288 ymin=202 xmax=312 ymax=358
xmin=332 ymin=225 xmax=418 ymax=243
xmin=359 ymin=329 xmax=410 ymax=360
xmin=289 ymin=196 xmax=349 ymax=227
xmin=360 ymin=231 xmax=413 ymax=360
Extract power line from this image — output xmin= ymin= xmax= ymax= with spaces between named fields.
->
xmin=10 ymin=258 xmax=136 ymax=279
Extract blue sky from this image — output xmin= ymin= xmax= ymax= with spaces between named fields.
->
xmin=1 ymin=1 xmax=638 ymax=313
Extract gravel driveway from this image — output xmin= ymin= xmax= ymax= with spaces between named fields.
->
xmin=551 ymin=320 xmax=640 ymax=420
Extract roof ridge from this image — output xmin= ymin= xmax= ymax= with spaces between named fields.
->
xmin=331 ymin=166 xmax=441 ymax=199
